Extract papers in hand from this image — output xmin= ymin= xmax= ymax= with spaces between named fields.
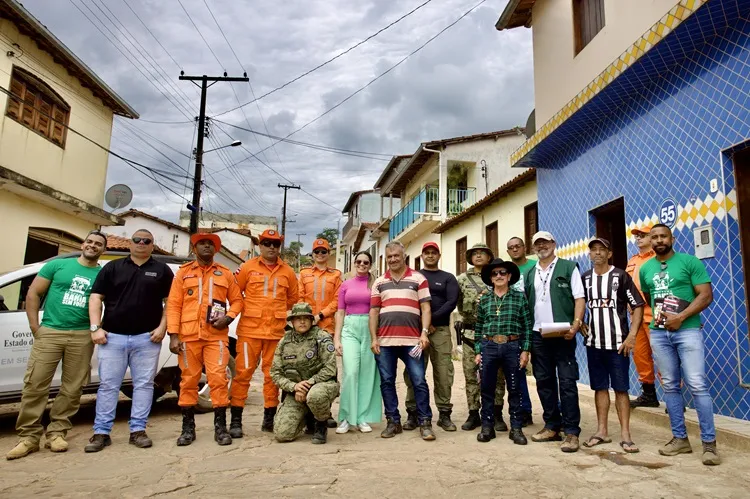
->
xmin=540 ymin=322 xmax=571 ymax=338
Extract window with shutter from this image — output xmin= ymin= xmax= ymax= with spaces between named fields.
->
xmin=573 ymin=0 xmax=605 ymax=55
xmin=5 ymin=66 xmax=70 ymax=148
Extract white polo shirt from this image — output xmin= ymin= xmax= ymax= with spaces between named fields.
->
xmin=532 ymin=257 xmax=585 ymax=331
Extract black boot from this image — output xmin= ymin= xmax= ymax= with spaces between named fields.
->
xmin=303 ymin=411 xmax=316 ymax=435
xmin=461 ymin=410 xmax=481 ymax=431
xmin=311 ymin=419 xmax=328 ymax=444
xmin=326 ymin=417 xmax=338 ymax=429
xmin=493 ymin=406 xmax=508 ymax=432
xmin=509 ymin=428 xmax=528 ymax=445
xmin=403 ymin=409 xmax=418 ymax=431
xmin=229 ymin=406 xmax=243 ymax=439
xmin=437 ymin=409 xmax=457 ymax=431
xmin=261 ymin=407 xmax=276 ymax=432
xmin=630 ymin=383 xmax=660 ymax=408
xmin=176 ymin=407 xmax=196 ymax=446
xmin=214 ymin=407 xmax=232 ymax=446
xmin=477 ymin=425 xmax=496 ymax=443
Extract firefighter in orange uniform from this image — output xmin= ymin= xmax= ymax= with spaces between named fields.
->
xmin=231 ymin=229 xmax=299 ymax=433
xmin=298 ymin=238 xmax=342 ymax=334
xmin=167 ymin=233 xmax=243 ymax=447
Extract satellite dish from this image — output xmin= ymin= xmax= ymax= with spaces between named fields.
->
xmin=524 ymin=109 xmax=536 ymax=139
xmin=105 ymin=184 xmax=133 ymax=210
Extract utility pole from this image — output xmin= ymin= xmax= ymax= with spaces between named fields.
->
xmin=278 ymin=183 xmax=300 ymax=248
xmin=296 ymin=233 xmax=306 ymax=272
xmin=180 ymin=72 xmax=249 ymax=234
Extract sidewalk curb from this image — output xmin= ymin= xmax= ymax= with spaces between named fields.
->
xmin=526 ymin=377 xmax=750 ymax=451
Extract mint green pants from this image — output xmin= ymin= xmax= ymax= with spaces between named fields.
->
xmin=338 ymin=314 xmax=382 ymax=425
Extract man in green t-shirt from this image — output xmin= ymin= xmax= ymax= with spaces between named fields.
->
xmin=638 ymin=224 xmax=718 ymax=466
xmin=6 ymin=230 xmax=107 ymax=460
xmin=506 ymin=236 xmax=536 ymax=425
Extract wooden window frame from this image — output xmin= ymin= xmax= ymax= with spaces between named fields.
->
xmin=5 ymin=66 xmax=69 ymax=148
xmin=485 ymin=221 xmax=498 ymax=260
xmin=524 ymin=202 xmax=539 ymax=253
xmin=456 ymin=236 xmax=468 ymax=275
xmin=573 ymin=0 xmax=605 ymax=55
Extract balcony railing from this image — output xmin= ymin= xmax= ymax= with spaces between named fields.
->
xmin=448 ymin=188 xmax=476 ymax=216
xmin=342 ymin=216 xmax=359 ymax=239
xmin=388 ymin=187 xmax=477 ymax=240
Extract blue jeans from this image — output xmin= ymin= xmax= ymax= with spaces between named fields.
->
xmin=650 ymin=328 xmax=716 ymax=442
xmin=518 ymin=368 xmax=532 ymax=415
xmin=93 ymin=332 xmax=161 ymax=434
xmin=375 ymin=346 xmax=432 ymax=424
xmin=480 ymin=340 xmax=523 ymax=429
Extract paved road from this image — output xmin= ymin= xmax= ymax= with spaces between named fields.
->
xmin=1 ymin=363 xmax=749 ymax=498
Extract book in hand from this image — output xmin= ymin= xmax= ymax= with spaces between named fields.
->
xmin=207 ymin=299 xmax=227 ymax=324
xmin=653 ymin=295 xmax=691 ymax=329
xmin=408 ymin=344 xmax=423 ymax=359
xmin=540 ymin=322 xmax=571 ymax=338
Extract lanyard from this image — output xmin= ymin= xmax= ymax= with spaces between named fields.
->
xmin=537 ymin=262 xmax=556 ymax=302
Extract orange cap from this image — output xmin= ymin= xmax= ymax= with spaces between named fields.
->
xmin=190 ymin=232 xmax=221 ymax=249
xmin=632 ymin=224 xmax=653 ymax=236
xmin=259 ymin=229 xmax=283 ymax=242
xmin=312 ymin=238 xmax=330 ymax=251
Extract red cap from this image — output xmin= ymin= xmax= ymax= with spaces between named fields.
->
xmin=259 ymin=229 xmax=283 ymax=242
xmin=422 ymin=241 xmax=440 ymax=253
xmin=312 ymin=238 xmax=330 ymax=251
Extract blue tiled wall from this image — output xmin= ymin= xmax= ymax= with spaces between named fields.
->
xmin=536 ymin=14 xmax=750 ymax=419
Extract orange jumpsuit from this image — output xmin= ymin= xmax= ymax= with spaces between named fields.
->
xmin=297 ymin=266 xmax=342 ymax=333
xmin=231 ymin=257 xmax=299 ymax=408
xmin=167 ymin=260 xmax=243 ymax=408
xmin=626 ymin=249 xmax=656 ymax=384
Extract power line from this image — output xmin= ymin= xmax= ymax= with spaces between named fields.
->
xmin=211 ymin=0 xmax=435 ymax=117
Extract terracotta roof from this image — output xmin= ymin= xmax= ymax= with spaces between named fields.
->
xmin=433 ymin=169 xmax=536 ymax=233
xmin=495 ymin=0 xmax=536 ymax=31
xmin=0 ymin=0 xmax=138 ymax=118
xmin=105 ymin=234 xmax=172 ymax=255
xmin=198 ymin=227 xmax=252 ymax=237
xmin=121 ymin=209 xmax=187 ymax=233
xmin=353 ymin=223 xmax=380 ymax=252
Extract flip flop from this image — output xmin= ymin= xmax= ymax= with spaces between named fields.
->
xmin=582 ymin=435 xmax=612 ymax=448
xmin=620 ymin=441 xmax=640 ymax=453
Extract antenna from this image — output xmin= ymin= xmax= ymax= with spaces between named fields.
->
xmin=105 ymin=184 xmax=133 ymax=210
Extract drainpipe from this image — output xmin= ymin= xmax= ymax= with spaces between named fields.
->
xmin=416 ymin=145 xmax=444 ymax=218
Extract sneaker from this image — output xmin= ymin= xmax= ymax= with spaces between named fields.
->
xmin=44 ymin=435 xmax=69 ymax=453
xmin=358 ymin=423 xmax=373 ymax=433
xmin=531 ymin=428 xmax=562 ymax=442
xmin=560 ymin=434 xmax=579 ymax=453
xmin=84 ymin=434 xmax=111 ymax=453
xmin=659 ymin=437 xmax=692 ymax=456
xmin=6 ymin=440 xmax=39 ymax=460
xmin=702 ymin=441 xmax=721 ymax=466
xmin=129 ymin=431 xmax=153 ymax=448
xmin=336 ymin=420 xmax=351 ymax=434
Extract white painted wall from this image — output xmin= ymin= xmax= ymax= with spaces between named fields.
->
xmin=531 ymin=0 xmax=677 ymax=124
xmin=212 ymin=230 xmax=253 ymax=257
xmin=113 ymin=216 xmax=189 ymax=256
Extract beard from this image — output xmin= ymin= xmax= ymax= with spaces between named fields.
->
xmin=653 ymin=243 xmax=673 ymax=255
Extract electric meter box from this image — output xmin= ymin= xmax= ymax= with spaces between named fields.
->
xmin=693 ymin=225 xmax=715 ymax=259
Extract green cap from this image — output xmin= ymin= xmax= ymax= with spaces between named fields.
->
xmin=287 ymin=303 xmax=314 ymax=321
xmin=465 ymin=243 xmax=494 ymax=263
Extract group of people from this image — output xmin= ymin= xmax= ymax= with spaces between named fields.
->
xmin=6 ymin=223 xmax=721 ymax=467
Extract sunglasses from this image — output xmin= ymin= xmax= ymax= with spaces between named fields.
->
xmin=355 ymin=259 xmax=371 ymax=265
xmin=491 ymin=269 xmax=510 ymax=277
xmin=132 ymin=237 xmax=153 ymax=245
xmin=658 ymin=261 xmax=668 ymax=279
xmin=313 ymin=249 xmax=329 ymax=255
xmin=261 ymin=241 xmax=281 ymax=248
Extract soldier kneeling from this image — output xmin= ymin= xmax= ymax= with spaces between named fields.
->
xmin=270 ymin=304 xmax=340 ymax=444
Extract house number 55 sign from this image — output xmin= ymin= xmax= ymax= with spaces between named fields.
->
xmin=660 ymin=199 xmax=677 ymax=228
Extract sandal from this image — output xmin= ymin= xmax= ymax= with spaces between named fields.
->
xmin=620 ymin=441 xmax=640 ymax=453
xmin=582 ymin=435 xmax=612 ymax=448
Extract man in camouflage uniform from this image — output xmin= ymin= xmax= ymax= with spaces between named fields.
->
xmin=456 ymin=243 xmax=507 ymax=432
xmin=270 ymin=303 xmax=340 ymax=444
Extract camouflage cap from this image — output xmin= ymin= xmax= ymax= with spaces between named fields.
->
xmin=465 ymin=243 xmax=494 ymax=263
xmin=287 ymin=302 xmax=314 ymax=320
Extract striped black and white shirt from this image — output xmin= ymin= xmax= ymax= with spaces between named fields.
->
xmin=582 ymin=266 xmax=645 ymax=350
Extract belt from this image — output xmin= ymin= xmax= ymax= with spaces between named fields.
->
xmin=488 ymin=334 xmax=519 ymax=344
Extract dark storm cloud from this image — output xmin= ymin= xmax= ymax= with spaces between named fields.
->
xmin=20 ymin=0 xmax=531 ymax=249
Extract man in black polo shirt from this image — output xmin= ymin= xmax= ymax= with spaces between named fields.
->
xmin=85 ymin=229 xmax=174 ymax=452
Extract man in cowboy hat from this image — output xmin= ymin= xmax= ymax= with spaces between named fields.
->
xmin=167 ymin=232 xmax=244 ymax=446
xmin=474 ymin=258 xmax=532 ymax=445
xmin=456 ymin=243 xmax=508 ymax=432
xmin=271 ymin=303 xmax=339 ymax=444
xmin=233 ymin=229 xmax=299 ymax=433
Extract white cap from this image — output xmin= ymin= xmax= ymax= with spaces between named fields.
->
xmin=532 ymin=231 xmax=556 ymax=244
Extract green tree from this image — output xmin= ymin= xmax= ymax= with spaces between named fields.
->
xmin=282 ymin=241 xmax=303 ymax=269
xmin=316 ymin=228 xmax=339 ymax=247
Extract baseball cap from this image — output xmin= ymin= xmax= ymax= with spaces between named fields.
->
xmin=190 ymin=232 xmax=221 ymax=249
xmin=312 ymin=238 xmax=330 ymax=251
xmin=422 ymin=241 xmax=440 ymax=253
xmin=259 ymin=229 xmax=283 ymax=242
xmin=632 ymin=225 xmax=653 ymax=236
xmin=588 ymin=237 xmax=611 ymax=249
xmin=531 ymin=231 xmax=556 ymax=244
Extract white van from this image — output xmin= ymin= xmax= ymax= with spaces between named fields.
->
xmin=0 ymin=252 xmax=236 ymax=411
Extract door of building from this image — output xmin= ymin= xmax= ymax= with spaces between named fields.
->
xmin=456 ymin=237 xmax=467 ymax=275
xmin=590 ymin=198 xmax=627 ymax=270
xmin=734 ymin=149 xmax=750 ymax=335
xmin=485 ymin=221 xmax=498 ymax=259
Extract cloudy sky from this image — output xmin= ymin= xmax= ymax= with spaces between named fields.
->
xmin=22 ymin=0 xmax=533 ymax=249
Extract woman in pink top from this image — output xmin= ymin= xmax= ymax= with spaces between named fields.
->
xmin=333 ymin=251 xmax=382 ymax=433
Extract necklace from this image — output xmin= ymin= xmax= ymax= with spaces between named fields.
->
xmin=537 ymin=261 xmax=556 ymax=302
xmin=494 ymin=292 xmax=507 ymax=316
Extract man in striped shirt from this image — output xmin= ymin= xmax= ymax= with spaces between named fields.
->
xmin=369 ymin=241 xmax=434 ymax=440
xmin=581 ymin=237 xmax=644 ymax=453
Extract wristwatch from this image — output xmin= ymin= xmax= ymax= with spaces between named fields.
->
xmin=90 ymin=324 xmax=101 ymax=333
xmin=318 ymin=313 xmax=325 ymax=321
xmin=422 ymin=328 xmax=430 ymax=335
xmin=225 ymin=316 xmax=235 ymax=324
